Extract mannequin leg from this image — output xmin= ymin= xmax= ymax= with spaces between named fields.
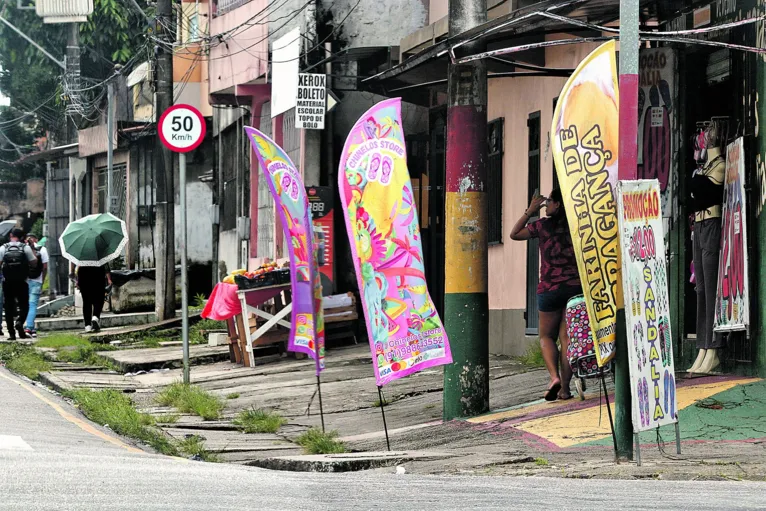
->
xmin=692 ymin=224 xmax=710 ymax=351
xmin=698 ymin=348 xmax=720 ymax=374
xmin=688 ymin=349 xmax=707 ymax=374
xmin=699 ymin=219 xmax=723 ymax=373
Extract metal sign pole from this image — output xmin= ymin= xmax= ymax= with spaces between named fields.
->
xmin=158 ymin=104 xmax=205 ymax=385
xmin=180 ymin=151 xmax=190 ymax=384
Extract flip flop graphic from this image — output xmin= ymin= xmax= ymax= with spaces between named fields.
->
xmin=643 ymin=378 xmax=650 ymax=426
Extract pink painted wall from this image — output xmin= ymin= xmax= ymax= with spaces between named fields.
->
xmin=488 ymin=36 xmax=602 ymax=311
xmin=429 ymin=0 xmax=447 ymax=22
xmin=208 ymin=0 xmax=269 ymax=94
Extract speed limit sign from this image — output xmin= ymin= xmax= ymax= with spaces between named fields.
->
xmin=158 ymin=104 xmax=206 ymax=153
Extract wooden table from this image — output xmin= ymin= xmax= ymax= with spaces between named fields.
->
xmin=236 ymin=284 xmax=291 ymax=368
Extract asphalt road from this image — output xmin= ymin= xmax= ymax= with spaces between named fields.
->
xmin=1 ymin=367 xmax=765 ymax=511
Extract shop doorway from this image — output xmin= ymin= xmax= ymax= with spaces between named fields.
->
xmin=679 ymin=46 xmax=753 ymax=363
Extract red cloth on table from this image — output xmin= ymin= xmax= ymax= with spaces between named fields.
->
xmin=202 ymin=282 xmax=288 ymax=321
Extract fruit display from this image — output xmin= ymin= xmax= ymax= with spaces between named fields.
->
xmin=243 ymin=261 xmax=279 ymax=279
xmin=222 ymin=269 xmax=246 ymax=284
xmin=226 ymin=262 xmax=290 ymax=289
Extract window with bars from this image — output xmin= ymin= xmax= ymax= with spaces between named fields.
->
xmin=487 ymin=118 xmax=504 ymax=245
xmin=212 ymin=0 xmax=252 ymax=17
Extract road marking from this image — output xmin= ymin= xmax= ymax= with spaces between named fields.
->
xmin=0 ymin=371 xmax=144 ymax=454
xmin=0 ymin=435 xmax=33 ymax=451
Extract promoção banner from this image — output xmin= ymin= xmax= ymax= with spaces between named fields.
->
xmin=617 ymin=180 xmax=678 ymax=432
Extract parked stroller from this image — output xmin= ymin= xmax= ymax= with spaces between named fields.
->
xmin=565 ymin=294 xmax=613 ymax=400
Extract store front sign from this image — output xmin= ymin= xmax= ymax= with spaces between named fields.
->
xmin=715 ymin=137 xmax=750 ymax=332
xmin=693 ymin=5 xmax=712 ymax=27
xmin=638 ymin=47 xmax=677 ymax=257
xmin=617 ymin=180 xmax=679 ymax=432
xmin=296 ymin=73 xmax=326 ymax=130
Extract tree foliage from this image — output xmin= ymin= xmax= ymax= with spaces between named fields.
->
xmin=0 ymin=107 xmax=44 ymax=181
xmin=0 ymin=0 xmax=152 ymax=138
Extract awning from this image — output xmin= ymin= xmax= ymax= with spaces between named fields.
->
xmin=360 ymin=0 xmax=680 ymax=103
xmin=13 ymin=142 xmax=79 ymax=165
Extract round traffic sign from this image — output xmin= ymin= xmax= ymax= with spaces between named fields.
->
xmin=158 ymin=104 xmax=206 ymax=153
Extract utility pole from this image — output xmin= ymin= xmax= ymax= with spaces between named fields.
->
xmin=442 ymin=0 xmax=489 ymax=420
xmin=66 ymin=23 xmax=80 ymax=144
xmin=154 ymin=0 xmax=176 ymax=320
xmin=107 ymin=79 xmax=114 ymax=214
xmin=615 ymin=0 xmax=639 ymax=460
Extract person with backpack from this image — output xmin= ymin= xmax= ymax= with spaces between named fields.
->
xmin=24 ymin=234 xmax=48 ymax=338
xmin=0 ymin=229 xmax=38 ymax=340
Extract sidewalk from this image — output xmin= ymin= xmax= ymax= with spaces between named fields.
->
xmin=18 ymin=336 xmax=766 ymax=480
xmin=355 ymin=374 xmax=766 ymax=481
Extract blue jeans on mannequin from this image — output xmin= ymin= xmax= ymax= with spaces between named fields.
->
xmin=25 ymin=280 xmax=42 ymax=331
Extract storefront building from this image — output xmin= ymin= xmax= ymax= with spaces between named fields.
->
xmin=365 ymin=0 xmax=766 ymax=376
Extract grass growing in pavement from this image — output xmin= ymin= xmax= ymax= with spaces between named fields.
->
xmin=516 ymin=343 xmax=546 ymax=368
xmin=194 ymin=319 xmax=225 ymax=331
xmin=190 ymin=319 xmax=226 ymax=345
xmin=36 ymin=334 xmax=91 ymax=349
xmin=296 ymin=428 xmax=346 ymax=455
xmin=226 ymin=393 xmax=240 ymax=400
xmin=177 ymin=435 xmax=219 ymax=462
xmin=36 ymin=334 xmax=118 ymax=369
xmin=233 ymin=408 xmax=287 ymax=434
xmin=154 ymin=414 xmax=180 ymax=424
xmin=534 ymin=457 xmax=549 ymax=466
xmin=68 ymin=389 xmax=178 ymax=456
xmin=156 ymin=383 xmax=224 ymax=420
xmin=0 ymin=343 xmax=52 ymax=380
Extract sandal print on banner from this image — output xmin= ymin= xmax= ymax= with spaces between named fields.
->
xmin=659 ymin=317 xmax=671 ymax=367
xmin=367 ymin=153 xmax=381 ymax=182
xmin=642 ymin=378 xmax=650 ymax=427
xmin=637 ymin=379 xmax=646 ymax=427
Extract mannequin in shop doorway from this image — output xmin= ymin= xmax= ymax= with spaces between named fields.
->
xmin=689 ymin=123 xmax=725 ymax=374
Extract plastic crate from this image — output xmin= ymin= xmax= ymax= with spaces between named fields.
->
xmin=275 ymin=268 xmax=291 ymax=285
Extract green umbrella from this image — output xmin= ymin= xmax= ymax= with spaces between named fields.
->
xmin=38 ymin=237 xmax=47 ymax=248
xmin=59 ymin=213 xmax=128 ymax=267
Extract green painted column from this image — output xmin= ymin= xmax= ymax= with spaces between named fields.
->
xmin=442 ymin=0 xmax=490 ymax=420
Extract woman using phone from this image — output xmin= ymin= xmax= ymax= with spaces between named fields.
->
xmin=510 ymin=189 xmax=582 ymax=401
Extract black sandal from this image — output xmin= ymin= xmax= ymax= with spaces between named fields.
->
xmin=544 ymin=382 xmax=562 ymax=402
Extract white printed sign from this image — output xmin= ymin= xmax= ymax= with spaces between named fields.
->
xmin=617 ymin=180 xmax=678 ymax=433
xmin=296 ymin=73 xmax=326 ymax=130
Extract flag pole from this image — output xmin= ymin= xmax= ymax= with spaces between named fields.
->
xmin=377 ymin=386 xmax=391 ymax=451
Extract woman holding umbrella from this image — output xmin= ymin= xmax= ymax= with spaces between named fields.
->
xmin=60 ymin=213 xmax=127 ymax=333
xmin=76 ymin=264 xmax=112 ymax=332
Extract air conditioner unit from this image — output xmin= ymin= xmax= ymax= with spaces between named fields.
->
xmin=36 ymin=0 xmax=93 ymax=23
